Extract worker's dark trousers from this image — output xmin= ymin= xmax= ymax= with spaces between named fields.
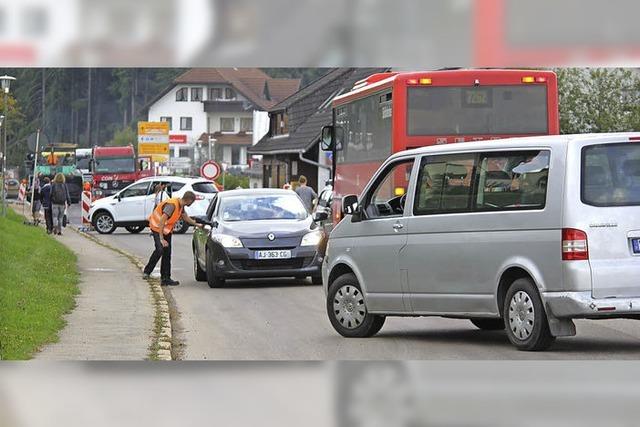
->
xmin=144 ymin=232 xmax=172 ymax=281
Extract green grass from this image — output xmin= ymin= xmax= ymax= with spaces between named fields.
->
xmin=0 ymin=209 xmax=79 ymax=359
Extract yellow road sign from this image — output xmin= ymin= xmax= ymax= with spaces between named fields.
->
xmin=138 ymin=142 xmax=170 ymax=155
xmin=150 ymin=154 xmax=170 ymax=163
xmin=138 ymin=121 xmax=169 ymax=135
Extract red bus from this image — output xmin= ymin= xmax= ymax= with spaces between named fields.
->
xmin=322 ymin=68 xmax=559 ymax=223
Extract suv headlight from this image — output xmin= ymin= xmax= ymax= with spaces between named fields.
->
xmin=301 ymin=230 xmax=323 ymax=246
xmin=212 ymin=234 xmax=243 ymax=248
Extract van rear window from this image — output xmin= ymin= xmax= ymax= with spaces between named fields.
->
xmin=582 ymin=143 xmax=640 ymax=206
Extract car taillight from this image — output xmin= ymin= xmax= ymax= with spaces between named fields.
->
xmin=562 ymin=228 xmax=589 ymax=261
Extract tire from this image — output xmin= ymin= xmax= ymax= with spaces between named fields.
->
xmin=193 ymin=245 xmax=207 ymax=282
xmin=125 ymin=225 xmax=145 ymax=234
xmin=470 ymin=318 xmax=505 ymax=330
xmin=503 ymin=278 xmax=556 ymax=351
xmin=327 ymin=273 xmax=385 ymax=338
xmin=311 ymin=275 xmax=323 ymax=285
xmin=205 ymin=250 xmax=225 ymax=288
xmin=173 ymin=219 xmax=189 ymax=234
xmin=93 ymin=211 xmax=116 ymax=234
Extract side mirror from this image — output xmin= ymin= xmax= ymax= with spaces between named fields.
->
xmin=342 ymin=194 xmax=359 ymax=215
xmin=320 ymin=126 xmax=333 ymax=151
xmin=116 ymin=194 xmax=122 ymax=201
xmin=313 ymin=210 xmax=329 ymax=222
xmin=320 ymin=125 xmax=344 ymax=152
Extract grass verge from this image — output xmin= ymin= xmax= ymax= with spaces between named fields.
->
xmin=0 ymin=209 xmax=79 ymax=359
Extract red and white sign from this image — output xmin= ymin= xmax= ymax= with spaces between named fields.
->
xmin=81 ymin=191 xmax=92 ymax=227
xmin=17 ymin=183 xmax=26 ymax=201
xmin=169 ymin=134 xmax=187 ymax=144
xmin=200 ymin=161 xmax=221 ymax=180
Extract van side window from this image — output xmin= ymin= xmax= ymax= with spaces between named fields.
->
xmin=476 ymin=150 xmax=549 ymax=210
xmin=414 ymin=154 xmax=476 ymax=215
xmin=363 ymin=158 xmax=414 ymax=219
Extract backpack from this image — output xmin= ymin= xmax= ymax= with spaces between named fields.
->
xmin=51 ymin=183 xmax=67 ymax=205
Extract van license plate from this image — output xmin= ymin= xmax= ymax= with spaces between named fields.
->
xmin=632 ymin=239 xmax=640 ymax=254
xmin=256 ymin=250 xmax=291 ymax=260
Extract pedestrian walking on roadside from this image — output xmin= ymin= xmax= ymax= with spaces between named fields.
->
xmin=31 ymin=174 xmax=42 ymax=225
xmin=143 ymin=191 xmax=202 ymax=286
xmin=294 ymin=175 xmax=318 ymax=213
xmin=153 ymin=182 xmax=169 ymax=208
xmin=50 ymin=173 xmax=71 ymax=235
xmin=40 ymin=177 xmax=54 ymax=234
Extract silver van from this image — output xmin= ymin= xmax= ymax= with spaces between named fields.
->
xmin=322 ymin=133 xmax=640 ymax=351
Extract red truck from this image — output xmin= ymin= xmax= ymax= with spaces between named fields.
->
xmin=90 ymin=145 xmax=153 ymax=198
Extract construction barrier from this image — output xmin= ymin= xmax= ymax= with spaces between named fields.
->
xmin=80 ymin=190 xmax=92 ymax=231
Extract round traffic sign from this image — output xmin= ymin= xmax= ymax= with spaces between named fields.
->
xmin=200 ymin=160 xmax=221 ymax=180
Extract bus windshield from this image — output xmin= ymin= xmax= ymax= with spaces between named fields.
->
xmin=94 ymin=157 xmax=135 ymax=173
xmin=407 ymin=85 xmax=548 ymax=136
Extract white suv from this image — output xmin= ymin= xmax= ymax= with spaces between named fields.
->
xmin=89 ymin=176 xmax=219 ymax=234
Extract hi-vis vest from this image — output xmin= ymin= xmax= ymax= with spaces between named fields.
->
xmin=148 ymin=198 xmax=183 ymax=235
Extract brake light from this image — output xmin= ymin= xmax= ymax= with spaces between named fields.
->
xmin=629 ymin=136 xmax=640 ymax=142
xmin=562 ymin=228 xmax=589 ymax=261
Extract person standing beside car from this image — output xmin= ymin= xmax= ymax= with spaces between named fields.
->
xmin=295 ymin=175 xmax=317 ymax=213
xmin=50 ymin=173 xmax=71 ymax=235
xmin=40 ymin=177 xmax=53 ymax=234
xmin=143 ymin=191 xmax=202 ymax=286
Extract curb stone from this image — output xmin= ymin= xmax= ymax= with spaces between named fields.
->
xmin=68 ymin=225 xmax=173 ymax=361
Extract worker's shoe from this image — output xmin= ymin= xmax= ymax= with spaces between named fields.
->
xmin=161 ymin=279 xmax=180 ymax=286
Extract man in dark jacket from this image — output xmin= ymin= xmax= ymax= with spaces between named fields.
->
xmin=40 ymin=177 xmax=53 ymax=234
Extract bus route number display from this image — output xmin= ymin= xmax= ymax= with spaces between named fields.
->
xmin=462 ymin=88 xmax=493 ymax=108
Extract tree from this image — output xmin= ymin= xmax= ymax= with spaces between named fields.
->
xmin=556 ymin=68 xmax=640 ymax=134
xmin=109 ymin=126 xmax=137 ymax=147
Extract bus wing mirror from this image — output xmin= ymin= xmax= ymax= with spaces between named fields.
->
xmin=320 ymin=125 xmax=344 ymax=152
xmin=320 ymin=126 xmax=333 ymax=151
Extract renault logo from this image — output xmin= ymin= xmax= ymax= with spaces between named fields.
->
xmin=267 ymin=233 xmax=276 ymax=241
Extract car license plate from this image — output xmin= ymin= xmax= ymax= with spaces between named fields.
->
xmin=632 ymin=238 xmax=640 ymax=254
xmin=255 ymin=250 xmax=291 ymax=260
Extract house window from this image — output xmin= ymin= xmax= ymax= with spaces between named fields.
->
xmin=208 ymin=87 xmax=222 ymax=100
xmin=271 ymin=112 xmax=289 ymax=136
xmin=240 ymin=117 xmax=253 ymax=132
xmin=225 ymin=87 xmax=236 ymax=100
xmin=232 ymin=146 xmax=241 ymax=165
xmin=180 ymin=117 xmax=192 ymax=130
xmin=220 ymin=117 xmax=235 ymax=132
xmin=160 ymin=116 xmax=172 ymax=130
xmin=176 ymin=88 xmax=188 ymax=102
xmin=191 ymin=87 xmax=203 ymax=102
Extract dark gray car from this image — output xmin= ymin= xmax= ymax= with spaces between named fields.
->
xmin=192 ymin=189 xmax=327 ymax=288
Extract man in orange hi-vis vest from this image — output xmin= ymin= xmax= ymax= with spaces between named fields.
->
xmin=143 ymin=191 xmax=202 ymax=286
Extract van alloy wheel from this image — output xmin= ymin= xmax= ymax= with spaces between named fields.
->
xmin=333 ymin=284 xmax=366 ymax=329
xmin=508 ymin=290 xmax=535 ymax=340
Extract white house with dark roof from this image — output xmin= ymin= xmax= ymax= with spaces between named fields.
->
xmin=145 ymin=68 xmax=300 ymax=174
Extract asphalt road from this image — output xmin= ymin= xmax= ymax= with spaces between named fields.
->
xmin=71 ymin=201 xmax=640 ymax=360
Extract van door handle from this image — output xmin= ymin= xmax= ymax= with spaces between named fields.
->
xmin=393 ymin=223 xmax=404 ymax=231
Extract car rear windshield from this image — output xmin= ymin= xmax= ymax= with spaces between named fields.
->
xmin=191 ymin=182 xmax=218 ymax=193
xmin=219 ymin=195 xmax=308 ymax=221
xmin=582 ymin=143 xmax=640 ymax=206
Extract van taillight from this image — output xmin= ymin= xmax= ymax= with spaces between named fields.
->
xmin=562 ymin=228 xmax=589 ymax=261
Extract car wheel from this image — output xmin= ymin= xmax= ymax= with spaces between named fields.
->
xmin=173 ymin=219 xmax=189 ymax=234
xmin=94 ymin=211 xmax=116 ymax=234
xmin=327 ymin=273 xmax=385 ymax=338
xmin=503 ymin=278 xmax=555 ymax=351
xmin=311 ymin=275 xmax=323 ymax=285
xmin=205 ymin=250 xmax=225 ymax=288
xmin=125 ymin=225 xmax=145 ymax=234
xmin=470 ymin=318 xmax=504 ymax=330
xmin=193 ymin=245 xmax=207 ymax=282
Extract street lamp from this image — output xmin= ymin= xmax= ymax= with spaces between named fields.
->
xmin=1 ymin=75 xmax=15 ymax=217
